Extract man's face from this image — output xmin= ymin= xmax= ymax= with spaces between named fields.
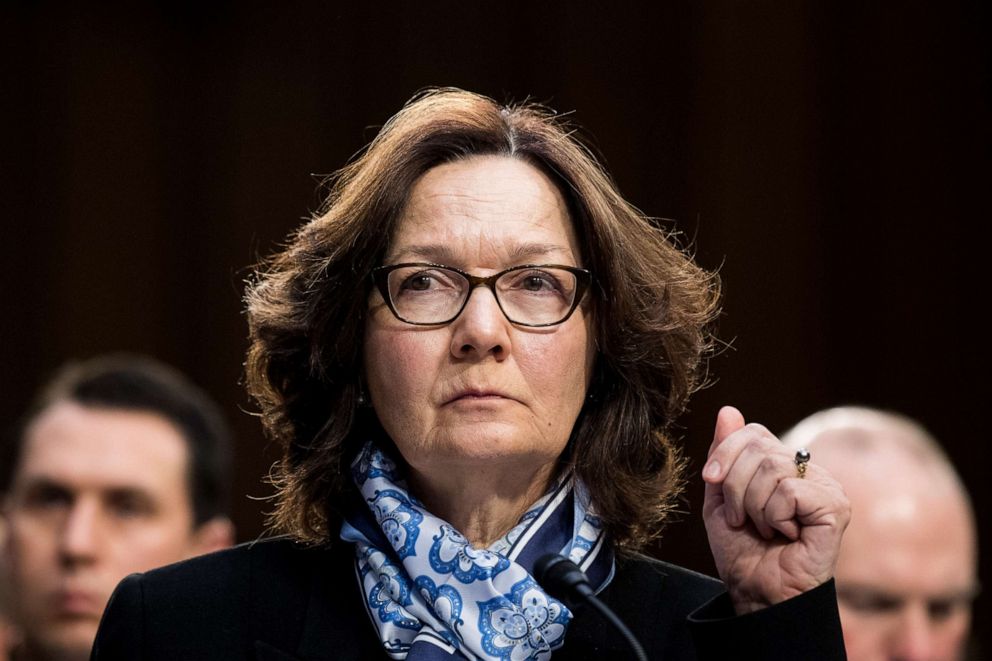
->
xmin=834 ymin=470 xmax=977 ymax=661
xmin=3 ymin=401 xmax=202 ymax=660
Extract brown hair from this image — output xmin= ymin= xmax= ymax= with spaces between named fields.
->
xmin=245 ymin=88 xmax=720 ymax=549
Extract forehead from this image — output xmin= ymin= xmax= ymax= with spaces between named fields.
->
xmin=388 ymin=155 xmax=581 ymax=266
xmin=836 ymin=469 xmax=977 ymax=594
xmin=15 ymin=401 xmax=191 ymax=495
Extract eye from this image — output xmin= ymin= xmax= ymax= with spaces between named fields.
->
xmin=408 ymin=275 xmax=432 ymax=290
xmin=20 ymin=482 xmax=72 ymax=511
xmin=106 ymin=490 xmax=155 ymax=519
xmin=838 ymin=589 xmax=902 ymax=614
xmin=396 ymin=268 xmax=459 ymax=294
xmin=927 ymin=598 xmax=970 ymax=622
xmin=522 ymin=274 xmax=553 ymax=291
xmin=507 ymin=269 xmax=564 ymax=294
xmin=928 ymin=600 xmax=953 ymax=621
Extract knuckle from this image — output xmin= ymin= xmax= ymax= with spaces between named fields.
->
xmin=744 ymin=422 xmax=773 ymax=438
xmin=757 ymin=453 xmax=781 ymax=474
xmin=722 ymin=479 xmax=743 ymax=502
xmin=745 ymin=500 xmax=767 ymax=523
xmin=740 ymin=424 xmax=783 ymax=452
xmin=778 ymin=478 xmax=802 ymax=499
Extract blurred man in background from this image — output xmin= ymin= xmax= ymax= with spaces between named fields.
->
xmin=1 ymin=355 xmax=235 ymax=661
xmin=1 ymin=519 xmax=21 ymax=660
xmin=783 ymin=407 xmax=978 ymax=661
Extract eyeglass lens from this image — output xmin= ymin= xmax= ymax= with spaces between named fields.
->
xmin=386 ymin=265 xmax=580 ymax=325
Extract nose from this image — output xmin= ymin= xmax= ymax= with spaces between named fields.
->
xmin=889 ymin=602 xmax=937 ymax=661
xmin=449 ymin=285 xmax=511 ymax=359
xmin=58 ymin=498 xmax=101 ymax=566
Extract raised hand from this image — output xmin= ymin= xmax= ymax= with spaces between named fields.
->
xmin=702 ymin=406 xmax=851 ymax=614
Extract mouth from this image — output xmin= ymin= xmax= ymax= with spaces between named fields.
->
xmin=52 ymin=589 xmax=104 ymax=618
xmin=444 ymin=388 xmax=515 ymax=405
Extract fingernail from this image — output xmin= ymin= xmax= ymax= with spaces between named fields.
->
xmin=703 ymin=460 xmax=720 ymax=480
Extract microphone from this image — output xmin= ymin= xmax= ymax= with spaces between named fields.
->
xmin=534 ymin=554 xmax=648 ymax=661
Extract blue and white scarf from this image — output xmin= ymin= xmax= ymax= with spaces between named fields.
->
xmin=340 ymin=441 xmax=614 ymax=660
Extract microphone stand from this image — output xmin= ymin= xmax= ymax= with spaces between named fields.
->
xmin=534 ymin=554 xmax=648 ymax=661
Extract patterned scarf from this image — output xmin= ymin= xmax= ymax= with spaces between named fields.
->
xmin=340 ymin=440 xmax=613 ymax=660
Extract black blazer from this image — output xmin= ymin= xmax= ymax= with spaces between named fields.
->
xmin=92 ymin=537 xmax=845 ymax=660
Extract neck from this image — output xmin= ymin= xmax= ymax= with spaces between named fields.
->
xmin=408 ymin=460 xmax=557 ymax=548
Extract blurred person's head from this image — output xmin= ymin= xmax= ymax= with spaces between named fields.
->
xmin=1 ymin=354 xmax=235 ymax=661
xmin=783 ymin=407 xmax=978 ymax=661
xmin=1 ymin=519 xmax=22 ymax=660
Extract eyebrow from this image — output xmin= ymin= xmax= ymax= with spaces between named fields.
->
xmin=17 ymin=477 xmax=72 ymax=498
xmin=17 ymin=476 xmax=157 ymax=501
xmin=388 ymin=242 xmax=570 ymax=265
xmin=839 ymin=584 xmax=981 ymax=604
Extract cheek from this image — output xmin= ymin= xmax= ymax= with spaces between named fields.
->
xmin=518 ymin=326 xmax=593 ymax=410
xmin=7 ymin=517 xmax=55 ymax=568
xmin=938 ymin=612 xmax=971 ymax=645
xmin=836 ymin=611 xmax=879 ymax=653
xmin=364 ymin=325 xmax=446 ymax=437
xmin=366 ymin=329 xmax=433 ymax=398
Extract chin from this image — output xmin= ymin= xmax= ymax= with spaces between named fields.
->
xmin=35 ymin=628 xmax=97 ymax=661
xmin=428 ymin=424 xmax=563 ymax=468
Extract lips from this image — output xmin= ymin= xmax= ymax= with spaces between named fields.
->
xmin=443 ymin=388 xmax=516 ymax=405
xmin=52 ymin=588 xmax=105 ymax=617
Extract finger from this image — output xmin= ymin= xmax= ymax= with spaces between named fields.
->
xmin=704 ymin=419 xmax=777 ymax=485
xmin=703 ymin=407 xmax=747 ymax=518
xmin=718 ymin=440 xmax=770 ymax=528
xmin=703 ymin=420 xmax=781 ymax=523
xmin=741 ymin=452 xmax=797 ymax=539
xmin=703 ymin=406 xmax=746 ymax=481
xmin=764 ymin=477 xmax=805 ymax=541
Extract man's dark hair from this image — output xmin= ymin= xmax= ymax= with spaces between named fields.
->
xmin=1 ymin=354 xmax=232 ymax=526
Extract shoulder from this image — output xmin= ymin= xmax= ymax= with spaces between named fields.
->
xmin=153 ymin=533 xmax=333 ymax=576
xmin=129 ymin=535 xmax=337 ymax=603
xmin=93 ymin=537 xmax=357 ymax=659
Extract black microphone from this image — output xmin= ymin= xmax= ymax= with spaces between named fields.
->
xmin=534 ymin=554 xmax=648 ymax=661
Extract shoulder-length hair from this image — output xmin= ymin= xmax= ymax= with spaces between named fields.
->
xmin=245 ymin=88 xmax=720 ymax=550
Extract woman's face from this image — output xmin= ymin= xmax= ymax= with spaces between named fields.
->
xmin=364 ymin=155 xmax=595 ymax=488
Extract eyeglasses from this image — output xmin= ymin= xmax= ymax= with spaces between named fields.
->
xmin=371 ymin=262 xmax=592 ymax=327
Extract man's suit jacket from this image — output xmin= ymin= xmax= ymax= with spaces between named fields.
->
xmin=91 ymin=537 xmax=845 ymax=660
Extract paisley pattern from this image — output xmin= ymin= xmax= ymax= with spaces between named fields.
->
xmin=429 ymin=525 xmax=511 ymax=583
xmin=363 ymin=547 xmax=419 ymax=630
xmin=477 ymin=577 xmax=569 ymax=661
xmin=568 ymin=511 xmax=602 ymax=562
xmin=414 ymin=576 xmax=465 ymax=647
xmin=370 ymin=489 xmax=423 ymax=559
xmin=353 ymin=444 xmax=403 ymax=485
xmin=340 ymin=440 xmax=613 ymax=660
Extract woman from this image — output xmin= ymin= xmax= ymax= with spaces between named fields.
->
xmin=94 ymin=88 xmax=850 ymax=660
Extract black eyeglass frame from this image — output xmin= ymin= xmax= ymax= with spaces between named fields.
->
xmin=370 ymin=262 xmax=593 ymax=327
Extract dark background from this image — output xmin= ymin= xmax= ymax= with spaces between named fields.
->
xmin=3 ymin=0 xmax=989 ymax=649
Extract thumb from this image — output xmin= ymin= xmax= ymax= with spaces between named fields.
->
xmin=703 ymin=406 xmax=747 ymax=516
xmin=702 ymin=406 xmax=746 ymax=482
xmin=709 ymin=405 xmax=746 ymax=458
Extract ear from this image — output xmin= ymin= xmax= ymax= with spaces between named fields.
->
xmin=188 ymin=517 xmax=235 ymax=557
